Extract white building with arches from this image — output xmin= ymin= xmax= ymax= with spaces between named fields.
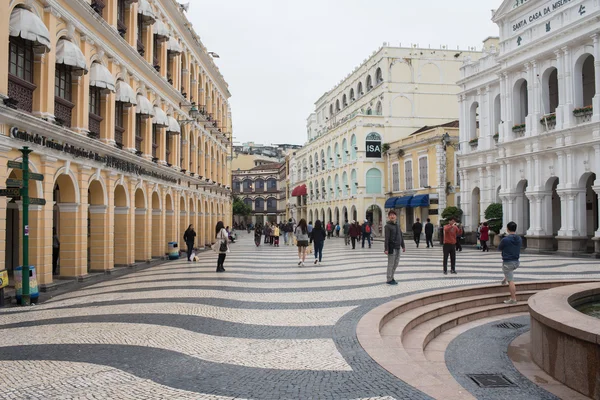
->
xmin=458 ymin=0 xmax=600 ymax=255
xmin=289 ymin=44 xmax=483 ymax=234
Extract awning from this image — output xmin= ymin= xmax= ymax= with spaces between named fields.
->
xmin=394 ymin=195 xmax=413 ymax=208
xmin=56 ymin=39 xmax=87 ymax=75
xmin=115 ymin=80 xmax=137 ymax=106
xmin=89 ymin=63 xmax=116 ymax=92
xmin=137 ymin=0 xmax=156 ymax=25
xmin=409 ymin=194 xmax=430 ymax=208
xmin=167 ymin=37 xmax=183 ymax=54
xmin=153 ymin=19 xmax=170 ymax=41
xmin=136 ymin=94 xmax=155 ymax=117
xmin=385 ymin=197 xmax=399 ymax=209
xmin=167 ymin=116 xmax=181 ymax=134
xmin=152 ymin=106 xmax=169 ymax=127
xmin=291 ymin=184 xmax=307 ymax=197
xmin=9 ymin=7 xmax=51 ymax=54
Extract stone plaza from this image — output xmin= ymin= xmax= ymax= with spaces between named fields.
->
xmin=1 ymin=234 xmax=599 ymax=399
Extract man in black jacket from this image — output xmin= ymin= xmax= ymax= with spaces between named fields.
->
xmin=384 ymin=211 xmax=405 ymax=285
xmin=425 ymin=218 xmax=434 ymax=248
xmin=412 ymin=218 xmax=423 ymax=248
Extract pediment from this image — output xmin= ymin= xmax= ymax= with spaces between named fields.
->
xmin=493 ymin=0 xmax=536 ymax=22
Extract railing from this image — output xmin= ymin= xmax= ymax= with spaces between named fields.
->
xmin=512 ymin=124 xmax=526 ymax=138
xmin=540 ymin=114 xmax=556 ymax=131
xmin=137 ymin=40 xmax=145 ymax=57
xmin=54 ymin=97 xmax=74 ymax=128
xmin=114 ymin=126 xmax=125 ymax=147
xmin=117 ymin=19 xmax=127 ymax=37
xmin=8 ymin=74 xmax=35 ymax=113
xmin=135 ymin=136 xmax=143 ymax=153
xmin=89 ymin=113 xmax=102 ymax=138
xmin=574 ymin=107 xmax=593 ymax=124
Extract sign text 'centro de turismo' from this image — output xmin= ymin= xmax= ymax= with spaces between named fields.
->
xmin=512 ymin=0 xmax=573 ymax=32
xmin=10 ymin=127 xmax=178 ymax=184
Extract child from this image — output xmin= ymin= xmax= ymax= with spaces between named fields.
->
xmin=498 ymin=221 xmax=521 ymax=304
xmin=273 ymin=225 xmax=280 ymax=247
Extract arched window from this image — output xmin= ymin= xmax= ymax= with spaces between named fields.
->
xmin=513 ymin=79 xmax=528 ymax=125
xmin=575 ymin=54 xmax=595 ymax=108
xmin=309 ymin=156 xmax=313 ymax=172
xmin=329 ymin=104 xmax=334 ymax=117
xmin=55 ymin=62 xmax=74 ymax=127
xmin=342 ymin=94 xmax=348 ymax=107
xmin=334 ymin=174 xmax=340 ymax=198
xmin=542 ymin=67 xmax=558 ymax=114
xmin=366 ymin=75 xmax=373 ymax=91
xmin=342 ymin=171 xmax=349 ymax=196
xmin=366 ymin=108 xmax=373 ymax=115
xmin=327 ymin=176 xmax=333 ymax=197
xmin=327 ymin=146 xmax=332 ymax=169
xmin=255 ymin=178 xmax=264 ymax=192
xmin=342 ymin=138 xmax=348 ymax=163
xmin=266 ymin=197 xmax=277 ymax=211
xmin=334 ymin=142 xmax=340 ymax=167
xmin=351 ymin=169 xmax=358 ymax=195
xmin=357 ymin=82 xmax=363 ymax=97
xmin=335 ymin=99 xmax=340 ymax=112
xmin=314 ymin=152 xmax=319 ymax=170
xmin=309 ymin=182 xmax=314 ymax=198
xmin=267 ymin=178 xmax=277 ymax=191
xmin=243 ymin=179 xmax=253 ymax=191
xmin=255 ymin=198 xmax=264 ymax=211
xmin=320 ymin=178 xmax=326 ymax=199
xmin=350 ymin=88 xmax=355 ymax=101
xmin=366 ymin=168 xmax=382 ymax=194
xmin=243 ymin=198 xmax=252 ymax=208
xmin=375 ymin=101 xmax=383 ymax=116
xmin=320 ymin=150 xmax=326 ymax=171
xmin=470 ymin=102 xmax=480 ymax=139
xmin=351 ymin=135 xmax=357 ymax=160
xmin=493 ymin=95 xmax=501 ymax=135
xmin=376 ymin=67 xmax=383 ymax=84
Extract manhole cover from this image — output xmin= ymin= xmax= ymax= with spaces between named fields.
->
xmin=494 ymin=322 xmax=526 ymax=329
xmin=468 ymin=374 xmax=516 ymax=388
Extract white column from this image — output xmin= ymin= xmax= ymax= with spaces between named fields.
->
xmin=594 ymin=185 xmax=600 ymax=238
xmin=554 ymin=49 xmax=565 ymax=130
xmin=531 ymin=60 xmax=540 ymax=136
xmin=525 ymin=192 xmax=537 ymax=235
xmin=592 ymin=34 xmax=600 ymax=122
xmin=562 ymin=46 xmax=574 ymax=127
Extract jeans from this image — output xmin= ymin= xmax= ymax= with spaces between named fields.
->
xmin=425 ymin=234 xmax=433 ymax=248
xmin=186 ymin=242 xmax=194 ymax=261
xmin=362 ymin=234 xmax=371 ymax=248
xmin=443 ymin=244 xmax=456 ymax=272
xmin=217 ymin=253 xmax=226 ymax=270
xmin=313 ymin=240 xmax=324 ymax=262
xmin=283 ymin=232 xmax=289 ymax=245
xmin=387 ymin=250 xmax=401 ymax=281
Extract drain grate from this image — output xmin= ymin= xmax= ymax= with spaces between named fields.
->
xmin=468 ymin=374 xmax=516 ymax=388
xmin=494 ymin=322 xmax=526 ymax=329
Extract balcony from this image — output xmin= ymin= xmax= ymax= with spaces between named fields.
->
xmin=512 ymin=124 xmax=526 ymax=138
xmin=574 ymin=106 xmax=593 ymax=124
xmin=8 ymin=74 xmax=35 ymax=113
xmin=88 ymin=113 xmax=102 ymax=139
xmin=54 ymin=97 xmax=74 ymax=128
xmin=468 ymin=138 xmax=478 ymax=150
xmin=540 ymin=114 xmax=556 ymax=131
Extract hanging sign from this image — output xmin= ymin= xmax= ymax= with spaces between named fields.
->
xmin=365 ymin=132 xmax=382 ymax=158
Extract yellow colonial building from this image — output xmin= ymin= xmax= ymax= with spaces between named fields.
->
xmin=0 ymin=0 xmax=232 ymax=290
xmin=385 ymin=121 xmax=460 ymax=232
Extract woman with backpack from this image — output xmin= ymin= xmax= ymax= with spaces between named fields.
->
xmin=295 ymin=219 xmax=310 ymax=266
xmin=310 ymin=220 xmax=327 ymax=265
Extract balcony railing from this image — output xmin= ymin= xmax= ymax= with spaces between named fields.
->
xmin=55 ymin=97 xmax=74 ymax=128
xmin=8 ymin=74 xmax=35 ymax=113
xmin=89 ymin=113 xmax=102 ymax=138
xmin=540 ymin=113 xmax=556 ymax=131
xmin=512 ymin=124 xmax=526 ymax=138
xmin=574 ymin=107 xmax=593 ymax=124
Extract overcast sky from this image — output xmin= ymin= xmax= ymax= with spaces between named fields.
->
xmin=187 ymin=0 xmax=500 ymax=146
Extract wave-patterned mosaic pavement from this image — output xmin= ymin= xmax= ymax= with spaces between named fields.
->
xmin=1 ymin=233 xmax=599 ymax=399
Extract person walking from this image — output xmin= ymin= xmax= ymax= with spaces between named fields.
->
xmin=343 ymin=220 xmax=350 ymax=245
xmin=361 ymin=219 xmax=372 ymax=248
xmin=425 ymin=218 xmax=434 ymax=248
xmin=335 ymin=222 xmax=341 ymax=237
xmin=295 ymin=219 xmax=310 ymax=266
xmin=311 ymin=220 xmax=326 ymax=265
xmin=412 ymin=218 xmax=423 ymax=248
xmin=325 ymin=221 xmax=333 ymax=239
xmin=455 ymin=223 xmax=463 ymax=252
xmin=215 ymin=221 xmax=229 ymax=272
xmin=498 ymin=221 xmax=521 ymax=304
xmin=307 ymin=221 xmax=314 ymax=236
xmin=349 ymin=220 xmax=360 ymax=249
xmin=384 ymin=210 xmax=405 ymax=285
xmin=480 ymin=222 xmax=490 ymax=252
xmin=283 ymin=218 xmax=292 ymax=245
xmin=52 ymin=228 xmax=60 ymax=275
xmin=476 ymin=222 xmax=483 ymax=249
xmin=183 ymin=224 xmax=197 ymax=262
xmin=254 ymin=222 xmax=262 ymax=247
xmin=273 ymin=224 xmax=280 ymax=246
xmin=443 ymin=218 xmax=460 ymax=275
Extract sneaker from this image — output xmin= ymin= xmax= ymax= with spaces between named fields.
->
xmin=443 ymin=271 xmax=448 ymax=275
xmin=314 ymin=259 xmax=318 ymax=265
xmin=298 ymin=261 xmax=302 ymax=266
xmin=301 ymin=262 xmax=305 ymax=267
xmin=501 ymin=279 xmax=507 ymax=285
xmin=318 ymin=261 xmax=322 ymax=266
xmin=386 ymin=280 xmax=398 ymax=285
xmin=451 ymin=270 xmax=457 ymax=275
xmin=503 ymin=299 xmax=518 ymax=304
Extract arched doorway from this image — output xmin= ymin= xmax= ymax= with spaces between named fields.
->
xmin=334 ymin=207 xmax=340 ymax=224
xmin=471 ymin=187 xmax=481 ymax=229
xmin=54 ymin=174 xmax=79 ymax=277
xmin=179 ymin=196 xmax=187 ymax=248
xmin=327 ymin=208 xmax=332 ymax=224
xmin=165 ymin=193 xmax=174 ymax=244
xmin=320 ymin=208 xmax=325 ymax=223
xmin=134 ymin=188 xmax=147 ymax=262
xmin=197 ymin=199 xmax=203 ymax=247
xmin=547 ymin=177 xmax=561 ymax=237
xmin=351 ymin=205 xmax=357 ymax=222
xmin=88 ymin=180 xmax=107 ymax=272
xmin=366 ymin=205 xmax=383 ymax=237
xmin=581 ymin=173 xmax=598 ymax=251
xmin=342 ymin=206 xmax=348 ymax=222
xmin=151 ymin=191 xmax=162 ymax=258
xmin=516 ymin=180 xmax=530 ymax=235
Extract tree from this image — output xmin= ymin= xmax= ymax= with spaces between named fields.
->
xmin=232 ymin=196 xmax=252 ymax=218
xmin=484 ymin=203 xmax=503 ymax=234
xmin=440 ymin=206 xmax=463 ymax=226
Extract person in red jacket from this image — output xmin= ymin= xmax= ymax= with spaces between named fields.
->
xmin=349 ymin=221 xmax=361 ymax=249
xmin=480 ymin=222 xmax=490 ymax=252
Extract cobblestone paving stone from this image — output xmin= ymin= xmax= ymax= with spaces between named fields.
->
xmin=445 ymin=315 xmax=559 ymax=400
xmin=1 ymin=233 xmax=598 ymax=399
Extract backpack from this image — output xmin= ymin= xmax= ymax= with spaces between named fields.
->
xmin=335 ymin=225 xmax=340 ymax=231
xmin=365 ymin=225 xmax=371 ymax=233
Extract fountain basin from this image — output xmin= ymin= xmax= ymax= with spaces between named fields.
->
xmin=528 ymin=282 xmax=600 ymax=399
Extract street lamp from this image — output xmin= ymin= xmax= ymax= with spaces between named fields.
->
xmin=178 ymin=102 xmax=199 ymax=125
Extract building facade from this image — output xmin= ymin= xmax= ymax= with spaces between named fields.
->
xmin=385 ymin=121 xmax=460 ymax=232
xmin=290 ymin=44 xmax=482 ymax=235
xmin=458 ymin=0 xmax=599 ymax=254
xmin=0 ymin=0 xmax=232 ymax=289
xmin=232 ymin=163 xmax=286 ymax=225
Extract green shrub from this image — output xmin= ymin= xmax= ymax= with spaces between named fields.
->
xmin=484 ymin=203 xmax=503 ymax=234
xmin=440 ymin=206 xmax=463 ymax=226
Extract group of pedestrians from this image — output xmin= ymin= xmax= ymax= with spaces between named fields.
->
xmin=182 ymin=221 xmax=230 ymax=272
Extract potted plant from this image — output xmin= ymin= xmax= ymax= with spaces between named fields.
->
xmin=573 ymin=106 xmax=593 ymax=116
xmin=493 ymin=133 xmax=499 ymax=142
xmin=539 ymin=113 xmax=556 ymax=124
xmin=382 ymin=143 xmax=391 ymax=153
xmin=512 ymin=123 xmax=526 ymax=132
xmin=469 ymin=137 xmax=479 ymax=147
xmin=484 ymin=203 xmax=503 ymax=247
